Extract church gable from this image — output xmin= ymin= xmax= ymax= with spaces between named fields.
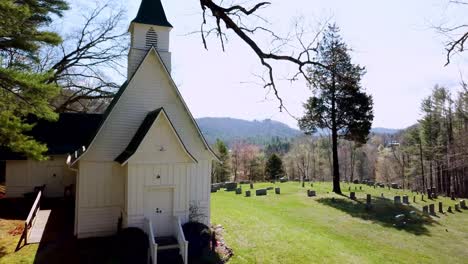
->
xmin=116 ymin=108 xmax=196 ymax=165
xmin=79 ymin=48 xmax=216 ymax=163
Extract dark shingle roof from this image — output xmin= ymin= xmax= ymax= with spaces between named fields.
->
xmin=115 ymin=108 xmax=163 ymax=164
xmin=0 ymin=113 xmax=103 ymax=160
xmin=132 ymin=0 xmax=172 ymax=27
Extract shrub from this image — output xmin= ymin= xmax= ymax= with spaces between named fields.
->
xmin=182 ymin=222 xmax=212 ymax=257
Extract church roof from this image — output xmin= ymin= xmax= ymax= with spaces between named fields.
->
xmin=132 ymin=0 xmax=173 ymax=28
xmin=0 ymin=113 xmax=103 ymax=160
xmin=115 ymin=108 xmax=197 ymax=164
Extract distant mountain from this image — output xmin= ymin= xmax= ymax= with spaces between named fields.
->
xmin=195 ymin=117 xmax=400 ymax=146
xmin=196 ymin=117 xmax=301 ymax=146
xmin=371 ymin=127 xmax=400 ymax=134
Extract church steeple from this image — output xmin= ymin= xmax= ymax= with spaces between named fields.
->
xmin=132 ymin=0 xmax=172 ymax=28
xmin=127 ymin=0 xmax=172 ymax=78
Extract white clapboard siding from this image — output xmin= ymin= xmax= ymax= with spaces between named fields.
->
xmin=75 ymin=161 xmax=124 ymax=237
xmin=5 ymin=156 xmax=75 ymax=198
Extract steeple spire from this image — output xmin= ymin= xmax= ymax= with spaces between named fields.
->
xmin=132 ymin=0 xmax=172 ymax=28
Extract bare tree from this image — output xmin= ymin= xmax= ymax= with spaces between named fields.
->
xmin=41 ymin=2 xmax=129 ymax=112
xmin=436 ymin=0 xmax=468 ymax=65
xmin=198 ymin=0 xmax=330 ymax=111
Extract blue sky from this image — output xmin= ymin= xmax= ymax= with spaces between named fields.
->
xmin=70 ymin=1 xmax=468 ymax=129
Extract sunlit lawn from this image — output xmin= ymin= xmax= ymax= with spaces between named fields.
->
xmin=211 ymin=181 xmax=468 ymax=264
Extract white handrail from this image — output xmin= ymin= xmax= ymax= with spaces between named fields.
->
xmin=143 ymin=218 xmax=158 ymax=264
xmin=174 ymin=216 xmax=189 ymax=264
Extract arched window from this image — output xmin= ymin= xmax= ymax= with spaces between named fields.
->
xmin=145 ymin=28 xmax=158 ymax=48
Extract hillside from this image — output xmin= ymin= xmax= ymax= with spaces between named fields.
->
xmin=196 ymin=117 xmax=400 ymax=146
xmin=196 ymin=117 xmax=300 ymax=146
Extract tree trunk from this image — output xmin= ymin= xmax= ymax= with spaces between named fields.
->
xmin=331 ymin=127 xmax=341 ymax=194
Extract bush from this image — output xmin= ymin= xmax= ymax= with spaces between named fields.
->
xmin=182 ymin=222 xmax=212 ymax=257
xmin=117 ymin=227 xmax=148 ymax=264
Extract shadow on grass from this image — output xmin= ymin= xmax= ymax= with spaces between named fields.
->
xmin=317 ymin=196 xmax=437 ymax=236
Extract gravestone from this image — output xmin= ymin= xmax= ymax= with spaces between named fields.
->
xmin=438 ymin=202 xmax=443 ymax=213
xmin=451 ymin=191 xmax=455 ymax=200
xmin=366 ymin=194 xmax=372 ymax=209
xmin=432 ymin=187 xmax=437 ymax=199
xmin=460 ymin=200 xmax=467 ymax=209
xmin=235 ymin=188 xmax=242 ymax=195
xmin=381 ymin=193 xmax=384 ymax=198
xmin=266 ymin=187 xmax=274 ymax=191
xmin=429 ymin=204 xmax=436 ymax=215
xmin=359 ymin=186 xmax=362 ymax=190
xmin=225 ymin=182 xmax=238 ymax=192
xmin=447 ymin=206 xmax=452 ymax=213
xmin=302 ymin=182 xmax=305 ymax=188
xmin=455 ymin=204 xmax=460 ymax=211
xmin=394 ymin=196 xmax=401 ymax=205
xmin=402 ymin=195 xmax=409 ymax=204
xmin=307 ymin=190 xmax=316 ymax=197
xmin=422 ymin=205 xmax=429 ymax=215
xmin=256 ymin=189 xmax=267 ymax=196
xmin=245 ymin=190 xmax=251 ymax=197
xmin=355 ymin=186 xmax=357 ymax=191
xmin=350 ymin=192 xmax=356 ymax=200
xmin=413 ymin=196 xmax=416 ymax=203
xmin=374 ymin=185 xmax=376 ymax=189
xmin=348 ymin=186 xmax=351 ymax=191
xmin=211 ymin=187 xmax=218 ymax=193
xmin=421 ymin=194 xmax=424 ymax=201
xmin=275 ymin=187 xmax=280 ymax=195
xmin=311 ymin=183 xmax=313 ymax=187
xmin=250 ymin=183 xmax=254 ymax=189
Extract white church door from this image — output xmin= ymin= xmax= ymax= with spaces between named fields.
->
xmin=144 ymin=187 xmax=174 ymax=237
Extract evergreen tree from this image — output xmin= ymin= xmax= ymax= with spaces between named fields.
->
xmin=0 ymin=0 xmax=68 ymax=160
xmin=212 ymin=139 xmax=230 ymax=183
xmin=299 ymin=24 xmax=374 ymax=194
xmin=265 ymin=154 xmax=285 ymax=181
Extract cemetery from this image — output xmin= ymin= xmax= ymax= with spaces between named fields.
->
xmin=211 ymin=181 xmax=468 ymax=264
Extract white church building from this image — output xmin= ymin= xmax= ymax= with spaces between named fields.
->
xmin=1 ymin=0 xmax=216 ymax=262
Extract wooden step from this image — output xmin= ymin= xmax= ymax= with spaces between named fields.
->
xmin=155 ymin=236 xmax=179 ymax=251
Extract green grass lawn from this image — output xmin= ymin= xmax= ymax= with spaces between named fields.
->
xmin=211 ymin=182 xmax=468 ymax=264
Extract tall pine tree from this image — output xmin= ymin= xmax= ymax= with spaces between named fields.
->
xmin=0 ymin=0 xmax=68 ymax=160
xmin=299 ymin=24 xmax=373 ymax=194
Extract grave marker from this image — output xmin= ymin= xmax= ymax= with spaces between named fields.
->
xmin=438 ymin=202 xmax=443 ymax=213
xmin=245 ymin=190 xmax=251 ymax=197
xmin=366 ymin=194 xmax=372 ymax=209
xmin=275 ymin=187 xmax=280 ymax=194
xmin=429 ymin=204 xmax=436 ymax=215
xmin=256 ymin=189 xmax=267 ymax=196
xmin=448 ymin=206 xmax=453 ymax=213
xmin=394 ymin=196 xmax=401 ymax=205
xmin=250 ymin=183 xmax=254 ymax=189
xmin=413 ymin=196 xmax=416 ymax=203
xmin=460 ymin=200 xmax=467 ymax=209
xmin=455 ymin=204 xmax=460 ymax=211
xmin=307 ymin=190 xmax=316 ymax=197
xmin=235 ymin=188 xmax=242 ymax=195
xmin=350 ymin=192 xmax=356 ymax=200
xmin=402 ymin=195 xmax=409 ymax=204
xmin=423 ymin=205 xmax=429 ymax=215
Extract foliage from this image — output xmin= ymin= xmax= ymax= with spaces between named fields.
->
xmin=212 ymin=139 xmax=231 ymax=183
xmin=299 ymin=24 xmax=374 ymax=194
xmin=182 ymin=222 xmax=212 ymax=257
xmin=0 ymin=0 xmax=68 ymax=160
xmin=264 ymin=154 xmax=285 ymax=180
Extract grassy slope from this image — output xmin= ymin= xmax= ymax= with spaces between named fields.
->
xmin=211 ymin=182 xmax=468 ymax=264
